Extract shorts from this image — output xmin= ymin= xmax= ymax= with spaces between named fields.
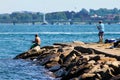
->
xmin=30 ymin=43 xmax=40 ymax=49
xmin=98 ymin=31 xmax=104 ymax=36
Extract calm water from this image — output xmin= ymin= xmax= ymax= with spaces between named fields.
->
xmin=0 ymin=23 xmax=120 ymax=80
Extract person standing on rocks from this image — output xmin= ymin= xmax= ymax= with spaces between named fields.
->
xmin=97 ymin=20 xmax=105 ymax=43
xmin=30 ymin=34 xmax=41 ymax=49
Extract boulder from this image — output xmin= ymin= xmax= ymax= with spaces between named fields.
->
xmin=14 ymin=46 xmax=43 ymax=59
xmin=74 ymin=46 xmax=94 ymax=54
xmin=54 ymin=67 xmax=66 ymax=77
xmin=110 ymin=74 xmax=120 ymax=80
xmin=49 ymin=64 xmax=61 ymax=72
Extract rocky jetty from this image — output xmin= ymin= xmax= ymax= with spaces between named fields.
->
xmin=14 ymin=41 xmax=120 ymax=80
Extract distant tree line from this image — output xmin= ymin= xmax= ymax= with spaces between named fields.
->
xmin=0 ymin=11 xmax=43 ymax=23
xmin=0 ymin=8 xmax=120 ymax=24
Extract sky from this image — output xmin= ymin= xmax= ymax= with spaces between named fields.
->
xmin=0 ymin=0 xmax=120 ymax=14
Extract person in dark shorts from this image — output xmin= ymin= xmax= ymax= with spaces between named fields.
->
xmin=30 ymin=34 xmax=41 ymax=49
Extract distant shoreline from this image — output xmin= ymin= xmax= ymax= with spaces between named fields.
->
xmin=0 ymin=22 xmax=120 ymax=25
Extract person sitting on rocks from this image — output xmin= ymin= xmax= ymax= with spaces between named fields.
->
xmin=30 ymin=34 xmax=41 ymax=49
xmin=110 ymin=40 xmax=120 ymax=49
xmin=105 ymin=38 xmax=116 ymax=43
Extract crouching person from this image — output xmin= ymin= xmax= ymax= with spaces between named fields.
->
xmin=30 ymin=34 xmax=41 ymax=50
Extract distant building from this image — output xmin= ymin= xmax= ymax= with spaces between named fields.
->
xmin=104 ymin=14 xmax=115 ymax=20
xmin=91 ymin=14 xmax=102 ymax=18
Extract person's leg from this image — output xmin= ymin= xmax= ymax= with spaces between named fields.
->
xmin=99 ymin=32 xmax=104 ymax=43
xmin=98 ymin=32 xmax=100 ymax=42
xmin=100 ymin=35 xmax=103 ymax=42
xmin=30 ymin=43 xmax=37 ymax=49
xmin=98 ymin=32 xmax=102 ymax=43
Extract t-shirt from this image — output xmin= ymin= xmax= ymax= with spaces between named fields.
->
xmin=97 ymin=23 xmax=104 ymax=32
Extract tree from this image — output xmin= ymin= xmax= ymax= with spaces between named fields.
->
xmin=114 ymin=15 xmax=120 ymax=22
xmin=74 ymin=8 xmax=90 ymax=21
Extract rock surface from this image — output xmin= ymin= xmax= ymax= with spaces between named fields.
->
xmin=14 ymin=41 xmax=120 ymax=80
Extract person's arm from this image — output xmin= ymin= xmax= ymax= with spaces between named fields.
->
xmin=32 ymin=40 xmax=35 ymax=43
xmin=32 ymin=38 xmax=37 ymax=43
xmin=97 ymin=26 xmax=100 ymax=30
xmin=96 ymin=24 xmax=100 ymax=30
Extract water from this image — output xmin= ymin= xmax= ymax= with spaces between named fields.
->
xmin=0 ymin=23 xmax=120 ymax=80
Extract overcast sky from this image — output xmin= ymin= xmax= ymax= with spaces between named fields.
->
xmin=0 ymin=0 xmax=120 ymax=14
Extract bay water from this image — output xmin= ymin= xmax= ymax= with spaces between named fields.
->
xmin=0 ymin=23 xmax=120 ymax=80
